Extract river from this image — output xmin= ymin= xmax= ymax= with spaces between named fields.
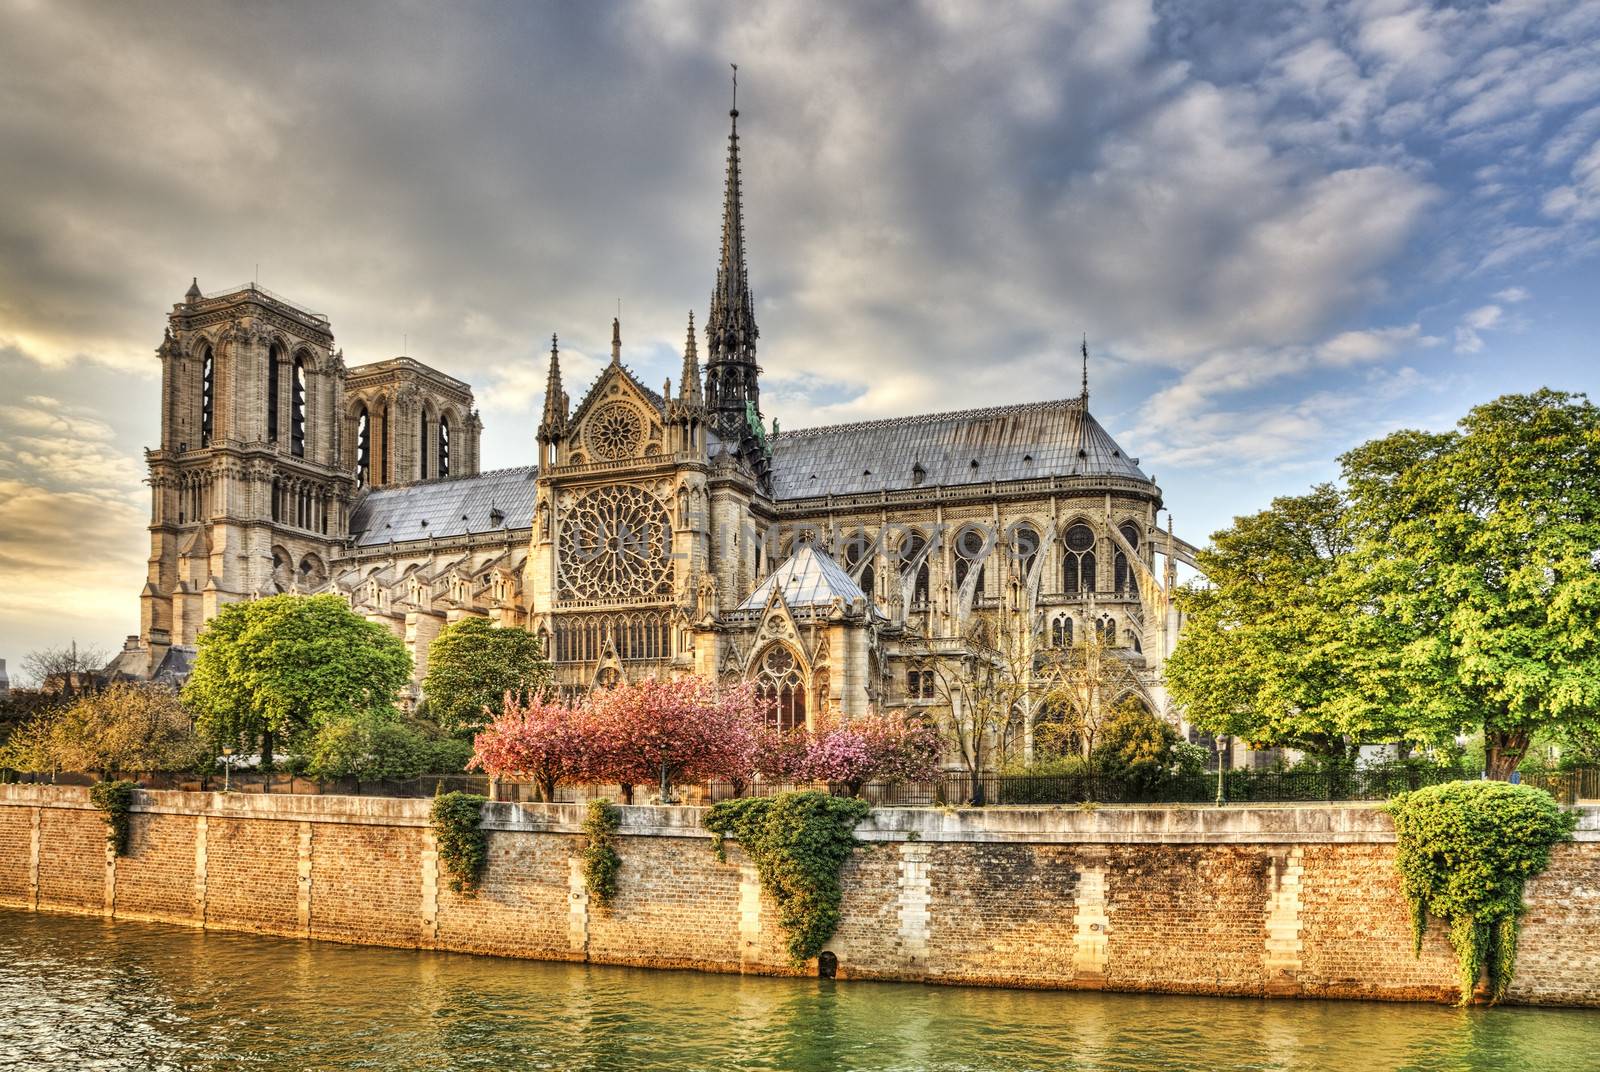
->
xmin=3 ymin=910 xmax=1598 ymax=1071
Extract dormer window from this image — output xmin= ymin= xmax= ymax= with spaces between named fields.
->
xmin=912 ymin=462 xmax=926 ymax=486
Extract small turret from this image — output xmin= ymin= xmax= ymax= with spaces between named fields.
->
xmin=185 ymin=277 xmax=202 ymax=303
xmin=538 ymin=334 xmax=567 ymax=452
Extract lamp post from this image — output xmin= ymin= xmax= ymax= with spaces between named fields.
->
xmin=221 ymin=745 xmax=234 ymax=793
xmin=1214 ymin=735 xmax=1228 ymax=806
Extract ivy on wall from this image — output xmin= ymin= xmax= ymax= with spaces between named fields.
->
xmin=430 ymin=791 xmax=489 ymax=897
xmin=704 ymin=791 xmax=870 ymax=964
xmin=582 ymin=799 xmax=622 ymax=906
xmin=1387 ymin=780 xmax=1575 ymax=1004
xmin=88 ymin=779 xmax=137 ymax=856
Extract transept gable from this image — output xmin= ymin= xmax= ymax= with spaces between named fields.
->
xmin=566 ymin=363 xmax=667 ymax=465
xmin=744 ymin=587 xmax=810 ymax=678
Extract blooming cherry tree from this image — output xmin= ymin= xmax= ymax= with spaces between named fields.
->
xmin=469 ymin=692 xmax=591 ymax=802
xmin=799 ymin=711 xmax=943 ymax=796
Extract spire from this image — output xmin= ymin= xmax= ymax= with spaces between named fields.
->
xmin=706 ymin=67 xmax=762 ymax=448
xmin=680 ymin=310 xmax=702 ymax=406
xmin=1081 ymin=334 xmax=1089 ymax=404
xmin=539 ymin=333 xmax=566 ymax=442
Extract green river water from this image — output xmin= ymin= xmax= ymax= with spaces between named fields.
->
xmin=3 ymin=910 xmax=1598 ymax=1071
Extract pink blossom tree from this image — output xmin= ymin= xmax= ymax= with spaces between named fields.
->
xmin=587 ymin=676 xmax=775 ymax=803
xmin=799 ymin=711 xmax=943 ymax=797
xmin=469 ymin=692 xmax=591 ymax=802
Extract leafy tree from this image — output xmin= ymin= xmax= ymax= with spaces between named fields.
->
xmin=0 ymin=682 xmax=205 ymax=776
xmin=798 ymin=711 xmax=942 ymax=796
xmin=1167 ymin=390 xmax=1600 ymax=778
xmin=421 ymin=617 xmax=553 ymax=735
xmin=1343 ymin=390 xmax=1600 ymax=778
xmin=1093 ymin=701 xmax=1196 ymax=791
xmin=182 ymin=594 xmax=412 ymax=768
xmin=470 ymin=692 xmax=593 ymax=801
xmin=1034 ymin=632 xmax=1149 ymax=761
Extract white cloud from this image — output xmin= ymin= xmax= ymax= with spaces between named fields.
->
xmin=1454 ymin=304 xmax=1504 ymax=353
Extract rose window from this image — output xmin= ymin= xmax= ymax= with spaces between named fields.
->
xmin=586 ymin=402 xmax=644 ymax=460
xmin=558 ymin=484 xmax=672 ymax=601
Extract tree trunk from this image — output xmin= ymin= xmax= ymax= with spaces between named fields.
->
xmin=619 ymin=783 xmax=635 ymax=805
xmin=1485 ymin=728 xmax=1530 ymax=781
xmin=261 ymin=729 xmax=275 ymax=772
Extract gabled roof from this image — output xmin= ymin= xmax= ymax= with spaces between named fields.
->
xmin=767 ymin=396 xmax=1149 ymax=499
xmin=738 ymin=543 xmax=868 ymax=611
xmin=568 ymin=361 xmax=666 ymax=430
xmin=348 ymin=466 xmax=537 ymax=547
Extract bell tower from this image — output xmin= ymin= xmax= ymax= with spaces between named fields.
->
xmin=137 ymin=279 xmax=355 ymax=674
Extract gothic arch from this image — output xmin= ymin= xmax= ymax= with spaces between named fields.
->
xmin=753 ymin=641 xmax=807 ymax=732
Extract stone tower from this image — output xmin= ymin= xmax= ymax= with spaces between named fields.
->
xmin=136 ymin=281 xmax=354 ymax=674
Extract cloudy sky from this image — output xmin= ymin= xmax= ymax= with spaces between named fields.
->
xmin=2 ymin=0 xmax=1599 ymax=670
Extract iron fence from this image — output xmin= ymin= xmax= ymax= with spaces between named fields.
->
xmin=8 ymin=764 xmax=1598 ymax=807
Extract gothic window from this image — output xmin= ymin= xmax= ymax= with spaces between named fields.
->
xmin=1063 ymin=523 xmax=1096 ymax=595
xmin=270 ymin=477 xmax=281 ymax=522
xmin=1114 ymin=523 xmax=1141 ymax=597
xmin=380 ymin=404 xmax=390 ymax=484
xmin=906 ymin=668 xmax=936 ymax=700
xmin=419 ymin=412 xmax=430 ymax=480
xmin=841 ymin=528 xmax=874 ymax=600
xmin=1050 ymin=615 xmax=1073 ymax=648
xmin=557 ymin=484 xmax=673 ymax=602
xmin=200 ymin=345 xmax=214 ymax=447
xmin=1012 ymin=522 xmax=1041 ymax=584
xmin=900 ymin=531 xmax=931 ymax=605
xmin=291 ymin=355 xmax=307 ymax=457
xmin=551 ymin=611 xmax=669 ymax=663
xmin=586 ymin=401 xmax=643 ymax=460
xmin=439 ymin=414 xmax=451 ymax=478
xmin=954 ymin=525 xmax=989 ymax=596
xmin=355 ymin=406 xmax=371 ymax=486
xmin=266 ymin=344 xmax=281 ymax=442
xmin=1098 ymin=615 xmax=1116 ymax=645
xmin=755 ymin=644 xmax=806 ymax=732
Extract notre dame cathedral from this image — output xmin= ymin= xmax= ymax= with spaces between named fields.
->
xmin=112 ymin=100 xmax=1200 ymax=756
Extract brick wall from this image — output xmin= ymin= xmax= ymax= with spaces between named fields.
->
xmin=2 ymin=786 xmax=1597 ymax=1007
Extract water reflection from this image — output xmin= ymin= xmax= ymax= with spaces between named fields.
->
xmin=2 ymin=910 xmax=1598 ymax=1071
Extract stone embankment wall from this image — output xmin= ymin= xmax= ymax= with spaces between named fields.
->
xmin=3 ymin=786 xmax=1598 ymax=1006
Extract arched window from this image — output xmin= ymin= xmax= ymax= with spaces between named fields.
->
xmin=900 ymin=532 xmax=930 ymax=605
xmin=841 ymin=528 xmax=874 ymax=601
xmin=1063 ymin=523 xmax=1096 ymax=595
xmin=419 ymin=412 xmax=430 ymax=480
xmin=1114 ymin=523 xmax=1141 ymax=597
xmin=266 ymin=344 xmax=281 ymax=442
xmin=439 ymin=414 xmax=451 ymax=478
xmin=355 ymin=405 xmax=371 ymax=486
xmin=755 ymin=645 xmax=806 ymax=732
xmin=1050 ymin=615 xmax=1073 ymax=648
xmin=380 ymin=404 xmax=390 ymax=484
xmin=200 ymin=345 xmax=215 ymax=447
xmin=1012 ymin=522 xmax=1041 ymax=584
xmin=1098 ymin=615 xmax=1117 ymax=645
xmin=291 ymin=355 xmax=307 ymax=457
xmin=954 ymin=525 xmax=988 ymax=596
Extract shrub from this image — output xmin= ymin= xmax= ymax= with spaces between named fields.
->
xmin=581 ymin=799 xmax=622 ymax=906
xmin=89 ymin=779 xmax=137 ymax=856
xmin=430 ymin=791 xmax=489 ymax=897
xmin=1387 ymin=780 xmax=1575 ymax=1003
xmin=703 ymin=791 xmax=869 ymax=964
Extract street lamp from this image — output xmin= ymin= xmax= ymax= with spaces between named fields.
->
xmin=221 ymin=745 xmax=235 ymax=793
xmin=1214 ymin=735 xmax=1228 ymax=806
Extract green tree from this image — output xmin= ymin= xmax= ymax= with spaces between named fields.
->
xmin=0 ymin=682 xmax=205 ymax=776
xmin=421 ymin=617 xmax=553 ymax=735
xmin=182 ymin=594 xmax=412 ymax=768
xmin=1343 ymin=390 xmax=1600 ymax=778
xmin=1167 ymin=389 xmax=1600 ymax=778
xmin=1165 ymin=485 xmax=1432 ymax=756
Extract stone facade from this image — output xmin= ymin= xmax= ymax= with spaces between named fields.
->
xmin=4 ymin=785 xmax=1599 ymax=1007
xmin=113 ymin=102 xmax=1203 ymax=756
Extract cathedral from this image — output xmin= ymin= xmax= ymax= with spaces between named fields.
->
xmin=112 ymin=100 xmax=1201 ymax=759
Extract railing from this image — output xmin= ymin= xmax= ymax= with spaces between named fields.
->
xmin=10 ymin=766 xmax=1597 ymax=807
xmin=198 ymin=282 xmax=330 ymax=323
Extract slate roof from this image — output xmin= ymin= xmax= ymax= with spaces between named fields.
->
xmin=738 ymin=543 xmax=868 ymax=611
xmin=348 ymin=466 xmax=538 ymax=546
xmin=767 ymin=397 xmax=1148 ymax=499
